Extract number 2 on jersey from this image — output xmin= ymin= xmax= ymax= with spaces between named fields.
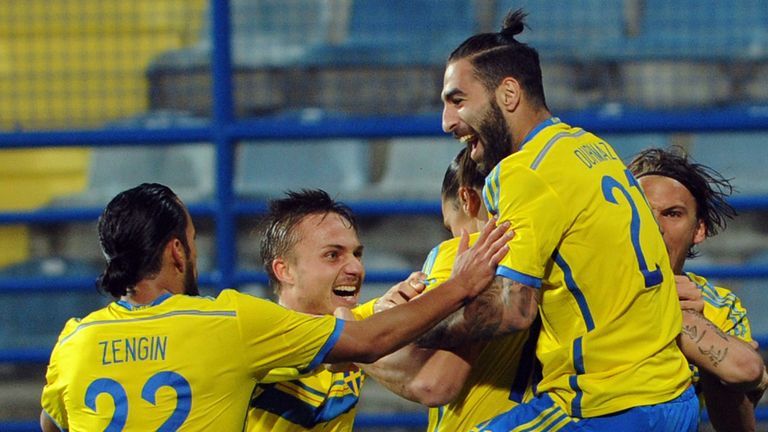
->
xmin=85 ymin=371 xmax=191 ymax=431
xmin=601 ymin=170 xmax=663 ymax=287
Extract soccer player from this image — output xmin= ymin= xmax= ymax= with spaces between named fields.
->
xmin=629 ymin=147 xmax=768 ymax=431
xmin=433 ymin=9 xmax=697 ymax=430
xmin=350 ymin=148 xmax=537 ymax=431
xmin=39 ymin=183 xmax=512 ymax=432
xmin=246 ymin=189 xmax=430 ymax=431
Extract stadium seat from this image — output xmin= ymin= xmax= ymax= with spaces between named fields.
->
xmin=0 ymin=258 xmax=104 ymax=349
xmin=297 ymin=0 xmax=476 ymax=115
xmin=54 ymin=111 xmax=214 ymax=206
xmin=234 ymin=138 xmax=371 ymax=200
xmin=602 ymin=133 xmax=671 ymax=162
xmin=616 ymin=0 xmax=768 ymax=61
xmin=689 ymin=132 xmax=768 ymax=196
xmin=495 ymin=0 xmax=626 ymax=61
xmin=147 ymin=0 xmax=333 ymax=116
xmin=368 ymin=138 xmax=463 ymax=200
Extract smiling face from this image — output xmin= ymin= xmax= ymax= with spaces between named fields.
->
xmin=276 ymin=212 xmax=365 ymax=315
xmin=442 ymin=58 xmax=512 ymax=174
xmin=638 ymin=175 xmax=706 ymax=274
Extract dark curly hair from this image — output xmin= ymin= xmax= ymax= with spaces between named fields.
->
xmin=97 ymin=183 xmax=191 ymax=297
xmin=628 ymin=146 xmax=736 ymax=258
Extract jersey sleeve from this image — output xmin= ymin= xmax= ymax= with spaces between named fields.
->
xmin=40 ymin=319 xmax=80 ymax=431
xmin=488 ymin=163 xmax=567 ymax=288
xmin=691 ymin=275 xmax=753 ymax=342
xmin=228 ymin=291 xmax=344 ymax=377
xmin=351 ymin=298 xmax=377 ymax=320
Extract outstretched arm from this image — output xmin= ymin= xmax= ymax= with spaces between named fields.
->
xmin=325 ymin=220 xmax=512 ymax=364
xmin=416 ymin=276 xmax=539 ymax=350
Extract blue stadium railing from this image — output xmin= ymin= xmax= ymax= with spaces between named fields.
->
xmin=2 ymin=0 xmax=768 ymax=429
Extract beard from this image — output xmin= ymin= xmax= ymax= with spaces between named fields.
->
xmin=183 ymin=257 xmax=200 ymax=296
xmin=474 ymin=99 xmax=513 ymax=175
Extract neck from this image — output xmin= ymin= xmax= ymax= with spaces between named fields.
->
xmin=120 ymin=280 xmax=176 ymax=305
xmin=511 ymin=109 xmax=552 ymax=151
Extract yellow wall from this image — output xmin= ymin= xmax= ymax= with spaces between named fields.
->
xmin=0 ymin=0 xmax=205 ymax=267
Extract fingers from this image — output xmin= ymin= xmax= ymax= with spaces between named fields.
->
xmin=489 ymin=229 xmax=514 ymax=265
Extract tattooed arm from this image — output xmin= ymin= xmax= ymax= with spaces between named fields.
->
xmin=416 ymin=275 xmax=539 ymax=350
xmin=678 ymin=310 xmax=765 ymax=390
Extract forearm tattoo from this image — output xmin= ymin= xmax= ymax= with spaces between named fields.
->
xmin=416 ymin=277 xmax=530 ymax=349
xmin=682 ymin=310 xmax=730 ymax=367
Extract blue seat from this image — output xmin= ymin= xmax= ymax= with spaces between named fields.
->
xmin=495 ymin=0 xmax=626 ymax=61
xmin=368 ymin=137 xmax=463 ymax=199
xmin=601 ymin=133 xmax=671 ymax=162
xmin=690 ymin=132 xmax=768 ymax=195
xmin=234 ymin=138 xmax=371 ymax=199
xmin=611 ymin=0 xmax=768 ymax=61
xmin=304 ymin=0 xmax=476 ymax=66
xmin=54 ymin=111 xmax=214 ymax=206
xmin=0 ymin=258 xmax=105 ymax=349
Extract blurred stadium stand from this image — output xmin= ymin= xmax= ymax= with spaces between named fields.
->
xmin=1 ymin=0 xmax=768 ymax=430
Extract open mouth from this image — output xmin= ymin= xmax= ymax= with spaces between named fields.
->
xmin=332 ymin=285 xmax=359 ymax=298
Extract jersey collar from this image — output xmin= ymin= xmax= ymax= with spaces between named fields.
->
xmin=520 ymin=117 xmax=560 ymax=150
xmin=116 ymin=292 xmax=173 ymax=311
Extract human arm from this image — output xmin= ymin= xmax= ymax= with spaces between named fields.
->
xmin=325 ymin=220 xmax=512 ymax=363
xmin=678 ymin=309 xmax=765 ymax=390
xmin=40 ymin=412 xmax=60 ymax=432
xmin=416 ymin=275 xmax=539 ymax=350
xmin=700 ymin=371 xmax=759 ymax=432
xmin=359 ymin=341 xmax=478 ymax=406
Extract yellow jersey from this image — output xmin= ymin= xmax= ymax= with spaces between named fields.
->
xmin=40 ymin=290 xmax=341 ymax=431
xmin=246 ymin=305 xmax=372 ymax=431
xmin=422 ymin=235 xmax=536 ymax=431
xmin=483 ymin=118 xmax=691 ymax=417
xmin=687 ymin=272 xmax=753 ymax=391
xmin=688 ymin=272 xmax=752 ymax=342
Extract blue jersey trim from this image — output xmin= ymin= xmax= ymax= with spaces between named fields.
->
xmin=496 ymin=266 xmax=541 ymax=289
xmin=422 ymin=244 xmax=440 ymax=277
xmin=520 ymin=117 xmax=560 ymax=149
xmin=250 ymin=374 xmax=361 ymax=427
xmin=305 ymin=317 xmax=345 ymax=373
xmin=570 ymin=337 xmax=585 ymax=417
xmin=483 ymin=165 xmax=501 ymax=216
xmin=116 ymin=292 xmax=173 ymax=311
xmin=43 ymin=409 xmax=66 ymax=431
xmin=552 ymin=250 xmax=595 ymax=331
xmin=59 ymin=310 xmax=237 ymax=345
xmin=431 ymin=405 xmax=445 ymax=432
xmin=530 ymin=129 xmax=587 ymax=171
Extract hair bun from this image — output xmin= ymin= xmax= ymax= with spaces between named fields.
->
xmin=499 ymin=8 xmax=527 ymax=42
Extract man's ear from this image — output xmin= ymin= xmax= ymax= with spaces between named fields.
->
xmin=693 ymin=219 xmax=707 ymax=245
xmin=169 ymin=238 xmax=187 ymax=273
xmin=497 ymin=77 xmax=521 ymax=112
xmin=459 ymin=186 xmax=482 ymax=218
xmin=272 ymin=257 xmax=294 ymax=285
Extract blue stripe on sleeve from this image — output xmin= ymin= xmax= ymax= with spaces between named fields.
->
xmin=303 ymin=317 xmax=345 ymax=373
xmin=496 ymin=266 xmax=542 ymax=289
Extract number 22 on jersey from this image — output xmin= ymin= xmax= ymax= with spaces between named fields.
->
xmin=85 ymin=371 xmax=191 ymax=431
